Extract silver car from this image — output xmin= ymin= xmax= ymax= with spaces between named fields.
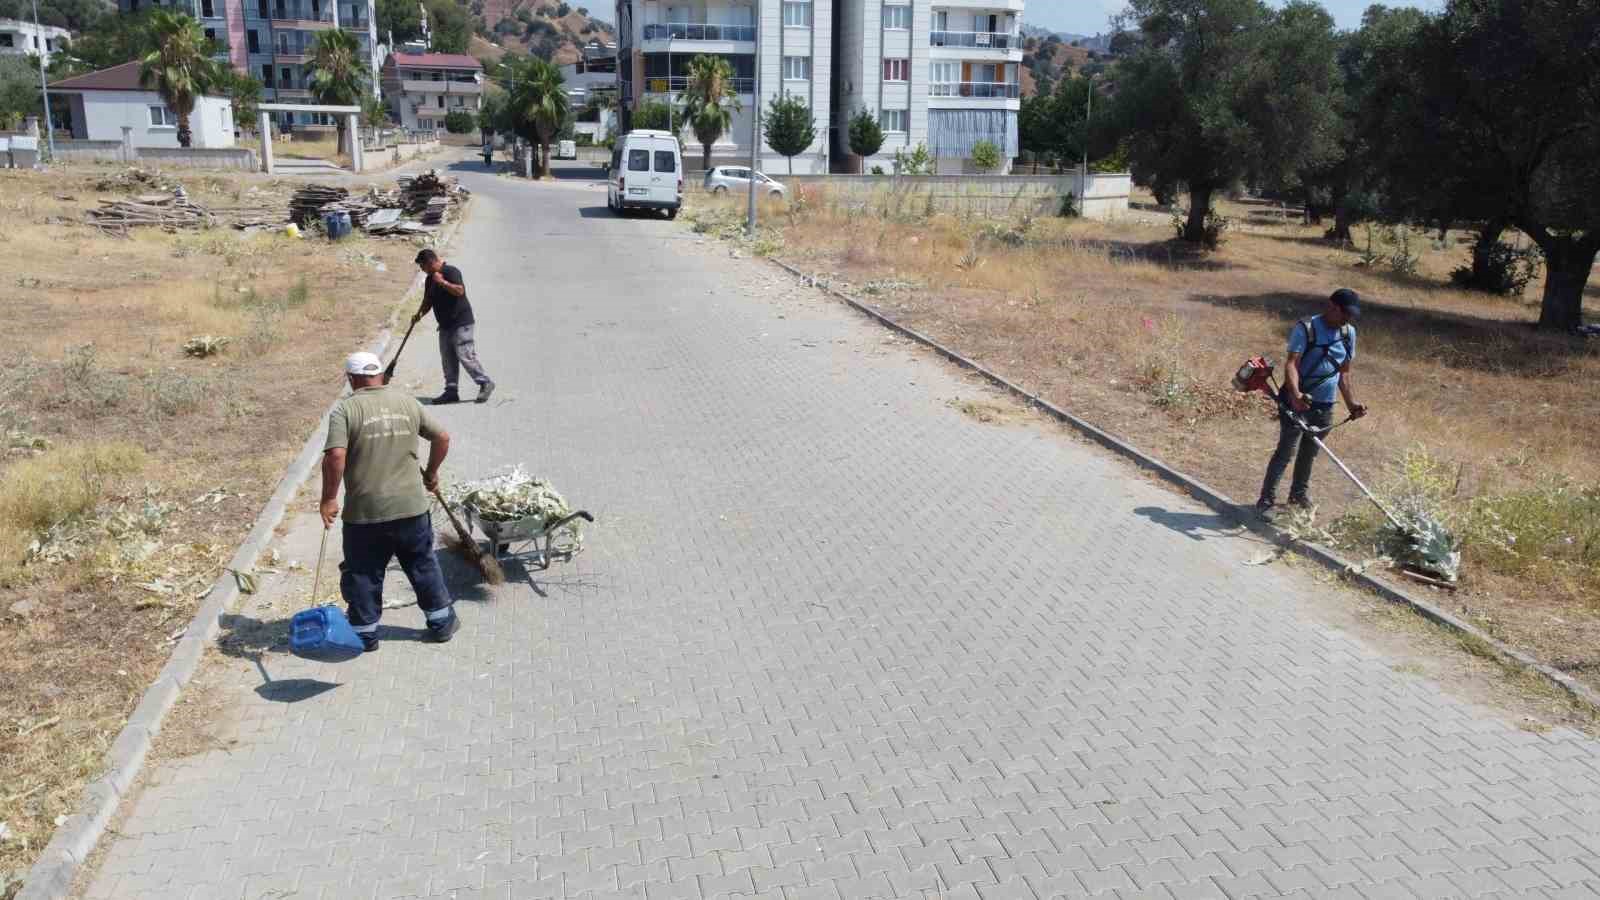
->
xmin=702 ymin=166 xmax=787 ymax=198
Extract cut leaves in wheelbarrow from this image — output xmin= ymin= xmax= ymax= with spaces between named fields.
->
xmin=442 ymin=466 xmax=584 ymax=549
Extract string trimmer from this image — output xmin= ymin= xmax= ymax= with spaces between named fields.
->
xmin=1232 ymin=357 xmax=1460 ymax=583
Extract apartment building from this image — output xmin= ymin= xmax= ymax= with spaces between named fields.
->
xmin=615 ymin=0 xmax=833 ymax=174
xmin=615 ymin=0 xmax=1019 ymax=173
xmin=835 ymin=0 xmax=1020 ymax=172
xmin=380 ymin=49 xmax=483 ymax=132
xmin=0 ymin=18 xmax=70 ymax=62
xmin=119 ymin=0 xmax=380 ymax=132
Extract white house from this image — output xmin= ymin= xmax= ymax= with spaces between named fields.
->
xmin=0 ymin=18 xmax=70 ymax=62
xmin=48 ymin=61 xmax=237 ymax=149
xmin=379 ymin=50 xmax=482 ymax=132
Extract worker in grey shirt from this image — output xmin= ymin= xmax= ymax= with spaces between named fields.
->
xmin=413 ymin=248 xmax=495 ymax=405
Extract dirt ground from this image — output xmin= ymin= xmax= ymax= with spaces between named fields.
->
xmin=0 ymin=165 xmax=437 ymax=889
xmin=686 ymin=185 xmax=1600 ymax=702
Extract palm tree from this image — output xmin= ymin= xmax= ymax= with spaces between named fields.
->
xmin=507 ymin=56 xmax=569 ymax=176
xmin=307 ymin=28 xmax=368 ymax=155
xmin=680 ymin=54 xmax=740 ymax=170
xmin=139 ymin=10 xmax=219 ymax=149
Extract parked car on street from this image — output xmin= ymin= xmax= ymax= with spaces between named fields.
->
xmin=608 ymin=130 xmax=683 ymax=218
xmin=703 ymin=166 xmax=787 ymax=199
xmin=556 ymin=139 xmax=577 ymax=160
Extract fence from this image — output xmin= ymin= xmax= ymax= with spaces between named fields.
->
xmin=0 ymin=133 xmax=41 ymax=168
xmin=690 ymin=172 xmax=1132 ymax=220
xmin=48 ymin=140 xmax=258 ymax=170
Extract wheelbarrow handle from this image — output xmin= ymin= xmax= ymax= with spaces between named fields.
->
xmin=542 ymin=510 xmax=594 ymax=535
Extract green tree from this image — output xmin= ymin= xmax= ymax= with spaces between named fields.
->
xmin=763 ymin=93 xmax=815 ymax=174
xmin=505 ymin=55 xmax=569 ymax=175
xmin=444 ymin=109 xmax=477 ymax=133
xmin=846 ymin=106 xmax=883 ymax=174
xmin=376 ymin=0 xmax=424 ymax=44
xmin=221 ymin=70 xmax=262 ymax=132
xmin=631 ymin=99 xmax=673 ymax=132
xmin=0 ymin=55 xmax=40 ymax=130
xmin=1396 ymin=0 xmax=1600 ymax=330
xmin=361 ymin=92 xmax=391 ymax=130
xmin=139 ymin=10 xmax=220 ymax=148
xmin=680 ymin=54 xmax=740 ymax=169
xmin=1105 ymin=0 xmax=1340 ymax=243
xmin=478 ymin=86 xmax=506 ymax=136
xmin=893 ymin=143 xmax=933 ymax=175
xmin=307 ymin=27 xmax=367 ymax=154
xmin=970 ymin=139 xmax=1002 ymax=173
xmin=425 ymin=0 xmax=473 ymax=54
xmin=0 ymin=0 xmax=105 ymax=30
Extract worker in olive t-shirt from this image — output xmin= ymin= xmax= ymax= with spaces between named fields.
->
xmin=320 ymin=352 xmax=458 ymax=651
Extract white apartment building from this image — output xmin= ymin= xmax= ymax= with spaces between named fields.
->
xmin=615 ymin=0 xmax=1020 ymax=173
xmin=615 ymin=0 xmax=833 ymax=174
xmin=0 ymin=18 xmax=70 ymax=62
xmin=379 ymin=50 xmax=484 ymax=132
xmin=835 ymin=0 xmax=1021 ymax=172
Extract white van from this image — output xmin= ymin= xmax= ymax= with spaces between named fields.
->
xmin=556 ymin=139 xmax=577 ymax=159
xmin=607 ymin=130 xmax=682 ymax=219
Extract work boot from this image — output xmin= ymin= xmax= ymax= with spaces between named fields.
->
xmin=428 ymin=610 xmax=460 ymax=643
xmin=1254 ymin=496 xmax=1276 ymax=517
xmin=360 ymin=634 xmax=380 ymax=653
xmin=1288 ymin=493 xmax=1315 ymax=510
xmin=431 ymin=388 xmax=461 ymax=405
xmin=475 ymin=381 xmax=496 ymax=404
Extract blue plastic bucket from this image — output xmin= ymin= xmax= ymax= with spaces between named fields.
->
xmin=289 ymin=605 xmax=365 ymax=661
xmin=323 ymin=210 xmax=352 ymax=241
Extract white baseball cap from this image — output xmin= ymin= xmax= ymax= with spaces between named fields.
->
xmin=345 ymin=351 xmax=383 ymax=375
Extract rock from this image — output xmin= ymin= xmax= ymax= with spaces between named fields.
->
xmin=9 ymin=599 xmax=36 ymax=616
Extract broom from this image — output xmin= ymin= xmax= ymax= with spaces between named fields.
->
xmin=430 ymin=484 xmax=506 ymax=585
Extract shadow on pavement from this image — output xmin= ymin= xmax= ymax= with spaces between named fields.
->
xmin=1132 ymin=506 xmax=1245 ymax=542
xmin=255 ymin=678 xmax=340 ymax=703
xmin=578 ymin=206 xmax=619 ymax=219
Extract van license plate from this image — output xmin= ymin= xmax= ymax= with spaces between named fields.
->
xmin=629 ymin=188 xmax=648 ymax=195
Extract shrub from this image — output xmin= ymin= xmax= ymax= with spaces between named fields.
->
xmin=893 ymin=143 xmax=933 ymax=175
xmin=1450 ymin=242 xmax=1543 ymax=296
xmin=1170 ymin=206 xmax=1230 ymax=249
xmin=970 ymin=139 xmax=1002 ymax=173
xmin=1136 ymin=314 xmax=1196 ymax=407
xmin=1059 ymin=191 xmax=1078 ymax=218
xmin=870 ymin=165 xmax=885 ymax=175
xmin=556 ymin=1 xmax=571 ymax=15
xmin=444 ymin=110 xmax=478 ymax=133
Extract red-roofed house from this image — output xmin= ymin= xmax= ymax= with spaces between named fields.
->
xmin=380 ymin=49 xmax=483 ymax=132
xmin=48 ymin=61 xmax=237 ymax=148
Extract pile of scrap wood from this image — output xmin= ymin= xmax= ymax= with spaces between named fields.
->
xmin=290 ymin=184 xmax=350 ymax=226
xmin=86 ymin=189 xmax=216 ymax=235
xmin=94 ymin=167 xmax=175 ymax=194
xmin=397 ymin=169 xmax=469 ymax=216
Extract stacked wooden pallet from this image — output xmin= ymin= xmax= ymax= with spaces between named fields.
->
xmin=289 ymin=185 xmax=350 ymax=226
xmin=85 ymin=191 xmax=216 ymax=236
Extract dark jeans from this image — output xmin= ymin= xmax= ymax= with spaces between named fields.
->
xmin=340 ymin=512 xmax=453 ymax=635
xmin=1260 ymin=401 xmax=1335 ymax=503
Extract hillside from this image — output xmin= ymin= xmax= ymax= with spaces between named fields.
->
xmin=1020 ymin=37 xmax=1092 ymax=97
xmin=469 ymin=0 xmax=615 ymax=66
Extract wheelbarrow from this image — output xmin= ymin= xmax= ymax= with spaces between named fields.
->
xmin=462 ymin=505 xmax=594 ymax=570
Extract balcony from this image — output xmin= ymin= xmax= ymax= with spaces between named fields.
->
xmin=643 ymin=22 xmax=756 ymax=42
xmin=643 ymin=75 xmax=755 ymax=95
xmin=274 ymin=51 xmax=308 ymax=63
xmin=929 ymin=81 xmax=1019 ymax=99
xmin=929 ymin=30 xmax=1014 ymax=50
xmin=269 ymin=6 xmax=335 ymax=26
xmin=400 ymin=79 xmax=483 ymax=95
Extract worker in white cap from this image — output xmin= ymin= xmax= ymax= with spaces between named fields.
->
xmin=318 ymin=351 xmax=459 ymax=650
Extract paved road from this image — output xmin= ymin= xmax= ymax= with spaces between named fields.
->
xmin=80 ymin=159 xmax=1600 ymax=900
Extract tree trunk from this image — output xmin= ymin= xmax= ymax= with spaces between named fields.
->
xmin=1183 ymin=184 xmax=1213 ymax=244
xmin=788 ymin=154 xmax=793 ymax=176
xmin=702 ymin=143 xmax=713 ymax=171
xmin=177 ymin=110 xmax=193 ymax=148
xmin=540 ymin=140 xmax=551 ymax=176
xmin=1535 ymin=234 xmax=1599 ymax=332
xmin=1469 ymin=217 xmax=1508 ymax=287
xmin=336 ymin=120 xmax=349 ymax=156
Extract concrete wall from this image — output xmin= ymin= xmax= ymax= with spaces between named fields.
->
xmin=52 ymin=140 xmax=257 ymax=170
xmin=51 ymin=139 xmax=124 ymax=164
xmin=68 ymin=90 xmax=235 ymax=148
xmin=691 ymin=171 xmax=1132 ymax=220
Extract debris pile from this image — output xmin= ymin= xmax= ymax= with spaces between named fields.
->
xmin=86 ymin=188 xmax=216 ymax=235
xmin=94 ymin=166 xmax=175 ymax=193
xmin=289 ymin=184 xmax=351 ymax=227
xmin=397 ymin=169 xmax=469 ymax=218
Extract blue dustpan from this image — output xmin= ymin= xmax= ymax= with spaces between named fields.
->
xmin=289 ymin=605 xmax=365 ymax=662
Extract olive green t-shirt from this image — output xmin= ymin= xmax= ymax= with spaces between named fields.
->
xmin=325 ymin=385 xmax=444 ymax=525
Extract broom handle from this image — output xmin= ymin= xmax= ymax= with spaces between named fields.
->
xmin=311 ymin=524 xmax=330 ymax=606
xmin=430 ymin=484 xmax=477 ymax=546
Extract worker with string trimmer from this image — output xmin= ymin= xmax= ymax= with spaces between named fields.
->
xmin=1255 ymin=288 xmax=1368 ymax=517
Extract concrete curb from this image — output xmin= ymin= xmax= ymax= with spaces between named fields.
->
xmin=768 ymin=257 xmax=1600 ymax=717
xmin=17 ymin=217 xmax=466 ymax=900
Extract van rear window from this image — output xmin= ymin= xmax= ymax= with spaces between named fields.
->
xmin=654 ymin=150 xmax=677 ymax=173
xmin=628 ymin=149 xmax=650 ymax=171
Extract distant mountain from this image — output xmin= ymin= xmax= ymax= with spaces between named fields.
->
xmin=468 ymin=0 xmax=615 ymax=66
xmin=1019 ymin=23 xmax=1115 ymax=53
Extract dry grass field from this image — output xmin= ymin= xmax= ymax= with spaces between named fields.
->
xmin=0 ymin=167 xmax=426 ymax=888
xmin=688 ymin=184 xmax=1600 ymax=699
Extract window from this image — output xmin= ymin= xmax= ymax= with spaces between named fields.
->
xmin=148 ymin=105 xmax=177 ymax=127
xmin=782 ymin=1 xmax=811 ymax=26
xmin=437 ymin=95 xmax=445 ymax=107
xmin=654 ymin=150 xmax=676 ymax=173
xmin=258 ymin=0 xmax=268 ymax=14
xmin=883 ymin=58 xmax=908 ymax=82
xmin=280 ymin=67 xmax=291 ymax=86
xmin=880 ymin=109 xmax=908 ymax=132
xmin=201 ymin=0 xmax=214 ymax=15
xmin=883 ymin=5 xmax=910 ymax=29
xmin=628 ymin=149 xmax=650 ymax=171
xmin=0 ymin=35 xmax=12 ymax=48
xmin=783 ymin=56 xmax=811 ymax=80
xmin=261 ymin=63 xmax=272 ymax=85
xmin=930 ymin=60 xmax=958 ymax=94
xmin=204 ymin=28 xmax=216 ymax=41
xmin=248 ymin=30 xmax=259 ymax=52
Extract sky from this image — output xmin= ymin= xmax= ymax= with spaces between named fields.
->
xmin=1024 ymin=0 xmax=1441 ymax=36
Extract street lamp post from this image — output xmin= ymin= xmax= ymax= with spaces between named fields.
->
xmin=746 ymin=47 xmax=760 ymax=238
xmin=32 ymin=0 xmax=55 ymax=161
xmin=1082 ymin=73 xmax=1094 ymax=180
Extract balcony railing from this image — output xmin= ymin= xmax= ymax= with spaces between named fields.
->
xmin=929 ymin=30 xmax=1013 ymax=49
xmin=270 ymin=6 xmax=334 ymax=22
xmin=644 ymin=75 xmax=755 ymax=93
xmin=401 ymin=79 xmax=483 ymax=95
xmin=930 ymin=81 xmax=1019 ymax=98
xmin=643 ymin=23 xmax=757 ymax=42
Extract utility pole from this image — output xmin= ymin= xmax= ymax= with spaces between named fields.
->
xmin=1082 ymin=74 xmax=1094 ymax=186
xmin=31 ymin=0 xmax=55 ymax=161
xmin=746 ymin=31 xmax=760 ymax=238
